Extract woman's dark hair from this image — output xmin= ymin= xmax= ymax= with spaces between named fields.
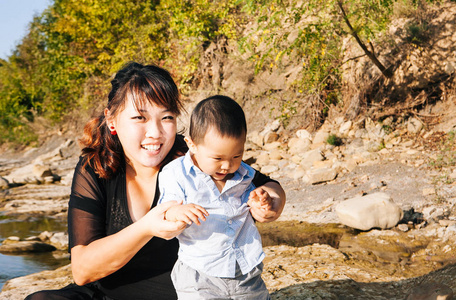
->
xmin=79 ymin=62 xmax=184 ymax=179
xmin=189 ymin=95 xmax=247 ymax=144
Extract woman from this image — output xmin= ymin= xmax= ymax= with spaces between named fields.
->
xmin=26 ymin=62 xmax=285 ymax=300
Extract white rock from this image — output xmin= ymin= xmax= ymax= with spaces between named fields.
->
xmin=263 ymin=141 xmax=282 ymax=151
xmin=287 ymin=137 xmax=311 ymax=155
xmin=261 ymin=165 xmax=279 ymax=174
xmin=296 ymin=129 xmax=312 ymax=140
xmin=335 ymin=192 xmax=404 ymax=231
xmin=407 ymin=117 xmax=423 ymax=134
xmin=313 ymin=131 xmax=330 ymax=145
xmin=304 ymin=167 xmax=337 ymax=185
xmin=339 ymin=121 xmax=352 ymax=136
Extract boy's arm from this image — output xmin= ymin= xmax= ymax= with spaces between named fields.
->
xmin=248 ymin=181 xmax=286 ymax=223
xmin=165 ymin=204 xmax=209 ymax=225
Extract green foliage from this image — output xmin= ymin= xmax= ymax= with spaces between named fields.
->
xmin=0 ymin=0 xmax=242 ymax=144
xmin=0 ymin=60 xmax=38 ymax=145
xmin=326 ymin=134 xmax=343 ymax=146
xmin=406 ymin=20 xmax=429 ymax=45
xmin=0 ymin=0 xmax=441 ymax=145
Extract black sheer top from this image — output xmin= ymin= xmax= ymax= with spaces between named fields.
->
xmin=68 ymin=155 xmax=277 ymax=300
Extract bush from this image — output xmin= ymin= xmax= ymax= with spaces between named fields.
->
xmin=326 ymin=134 xmax=343 ymax=146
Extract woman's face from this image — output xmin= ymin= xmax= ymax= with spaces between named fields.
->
xmin=107 ymin=94 xmax=177 ymax=172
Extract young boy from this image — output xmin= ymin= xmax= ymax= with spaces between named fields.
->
xmin=158 ymin=95 xmax=273 ymax=299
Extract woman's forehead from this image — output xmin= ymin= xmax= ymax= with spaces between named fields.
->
xmin=125 ymin=93 xmax=168 ymax=113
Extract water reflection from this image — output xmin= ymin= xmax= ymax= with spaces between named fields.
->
xmin=0 ymin=216 xmax=67 ymax=241
xmin=0 ymin=216 xmax=69 ymax=290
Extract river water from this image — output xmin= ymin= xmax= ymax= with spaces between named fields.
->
xmin=0 ymin=216 xmax=68 ymax=290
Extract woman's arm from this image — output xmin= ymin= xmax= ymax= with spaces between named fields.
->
xmin=249 ymin=181 xmax=286 ymax=223
xmin=68 ymin=160 xmax=186 ymax=286
xmin=71 ymin=201 xmax=186 ymax=286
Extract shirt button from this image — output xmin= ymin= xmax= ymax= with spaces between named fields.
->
xmin=228 ymin=220 xmax=232 ymax=224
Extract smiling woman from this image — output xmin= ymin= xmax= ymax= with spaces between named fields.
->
xmin=25 ymin=62 xmax=285 ymax=300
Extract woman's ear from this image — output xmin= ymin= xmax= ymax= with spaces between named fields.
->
xmin=104 ymin=108 xmax=114 ymax=127
xmin=184 ymin=136 xmax=197 ymax=153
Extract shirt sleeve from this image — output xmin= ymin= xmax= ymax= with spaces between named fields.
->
xmin=251 ymin=169 xmax=280 ymax=187
xmin=158 ymin=165 xmax=186 ymax=204
xmin=68 ymin=157 xmax=107 ymax=250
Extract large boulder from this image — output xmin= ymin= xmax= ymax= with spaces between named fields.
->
xmin=335 ymin=192 xmax=403 ymax=231
xmin=0 ymin=264 xmax=73 ymax=300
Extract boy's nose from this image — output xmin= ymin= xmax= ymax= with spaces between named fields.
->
xmin=221 ymin=161 xmax=231 ymax=170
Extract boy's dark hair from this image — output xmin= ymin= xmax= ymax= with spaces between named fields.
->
xmin=189 ymin=95 xmax=247 ymax=144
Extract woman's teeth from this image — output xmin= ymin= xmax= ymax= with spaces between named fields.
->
xmin=142 ymin=144 xmax=160 ymax=151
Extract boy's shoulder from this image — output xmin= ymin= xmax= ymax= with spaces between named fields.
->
xmin=161 ymin=155 xmax=186 ymax=172
xmin=240 ymin=161 xmax=256 ymax=177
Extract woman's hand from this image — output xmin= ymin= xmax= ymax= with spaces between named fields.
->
xmin=248 ymin=182 xmax=286 ymax=223
xmin=145 ymin=201 xmax=188 ymax=239
xmin=71 ymin=200 xmax=188 ymax=285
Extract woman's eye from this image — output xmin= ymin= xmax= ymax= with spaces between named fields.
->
xmin=132 ymin=115 xmax=145 ymax=121
xmin=163 ymin=115 xmax=175 ymax=120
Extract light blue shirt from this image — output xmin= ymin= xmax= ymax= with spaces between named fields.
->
xmin=158 ymin=151 xmax=265 ymax=278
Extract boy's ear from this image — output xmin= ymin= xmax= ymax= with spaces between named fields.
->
xmin=184 ymin=136 xmax=197 ymax=153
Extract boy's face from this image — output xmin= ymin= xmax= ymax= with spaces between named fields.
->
xmin=186 ymin=127 xmax=245 ymax=183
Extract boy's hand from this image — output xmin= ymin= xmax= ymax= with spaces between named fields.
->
xmin=165 ymin=203 xmax=209 ymax=225
xmin=248 ymin=187 xmax=272 ymax=210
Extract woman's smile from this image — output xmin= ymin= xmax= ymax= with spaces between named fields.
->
xmin=141 ymin=144 xmax=162 ymax=152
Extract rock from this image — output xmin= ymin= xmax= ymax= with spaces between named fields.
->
xmin=339 ymin=120 xmax=352 ymax=136
xmin=288 ymin=137 xmax=311 ymax=155
xmin=304 ymin=167 xmax=338 ymax=185
xmin=422 ymin=188 xmax=436 ymax=196
xmin=248 ymin=130 xmax=264 ymax=147
xmin=256 ymin=152 xmax=270 ymax=166
xmin=407 ymin=117 xmax=424 ymax=134
xmin=264 ymin=131 xmax=279 ymax=144
xmin=261 ymin=165 xmax=279 ymax=174
xmin=292 ymin=167 xmax=307 ymax=180
xmin=32 ymin=164 xmax=53 ymax=178
xmin=268 ymin=149 xmax=283 ymax=160
xmin=406 ymin=281 xmax=454 ymax=300
xmin=397 ymin=223 xmax=410 ymax=232
xmin=0 ymin=264 xmax=73 ymax=300
xmin=335 ymin=192 xmax=403 ymax=230
xmin=0 ymin=240 xmax=56 ymax=253
xmin=2 ymin=199 xmax=69 ymax=215
xmin=312 ymin=130 xmax=330 ymax=145
xmin=0 ymin=176 xmax=9 ymax=189
xmin=296 ymin=129 xmax=312 ymax=140
xmin=50 ymin=232 xmax=69 ymax=251
xmin=263 ymin=141 xmax=282 ymax=151
xmin=299 ymin=149 xmax=324 ymax=169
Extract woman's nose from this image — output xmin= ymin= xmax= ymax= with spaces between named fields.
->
xmin=145 ymin=120 xmax=162 ymax=138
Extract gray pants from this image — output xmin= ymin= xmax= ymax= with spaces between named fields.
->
xmin=171 ymin=259 xmax=270 ymax=300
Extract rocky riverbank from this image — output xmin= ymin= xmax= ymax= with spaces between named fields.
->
xmin=1 ymin=115 xmax=456 ymax=299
